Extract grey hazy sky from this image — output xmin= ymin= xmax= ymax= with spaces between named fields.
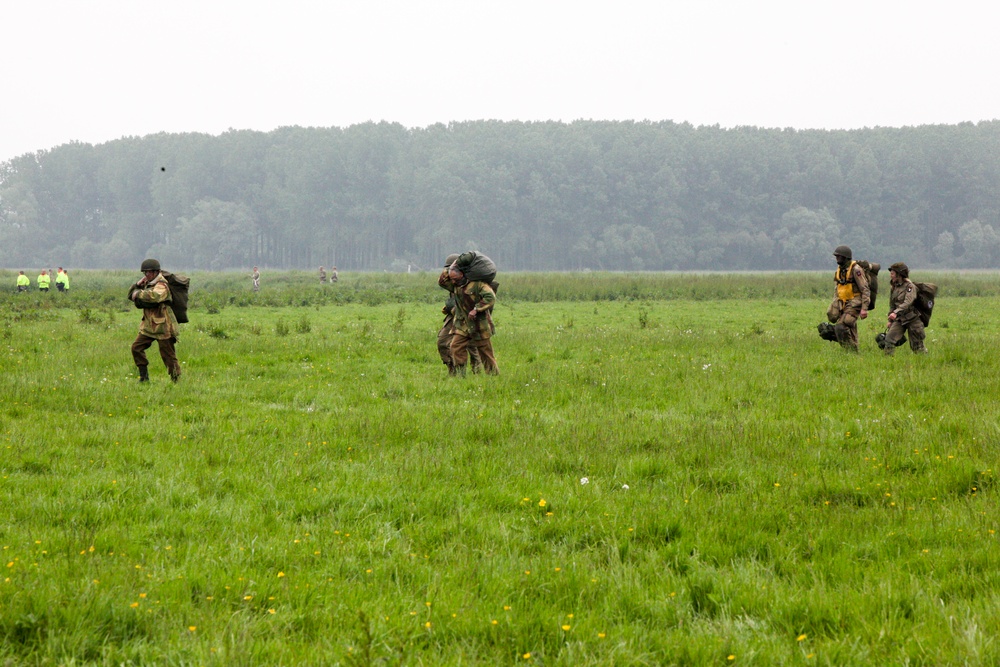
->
xmin=4 ymin=0 xmax=999 ymax=163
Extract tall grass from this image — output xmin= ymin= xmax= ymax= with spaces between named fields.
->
xmin=0 ymin=271 xmax=997 ymax=665
xmin=5 ymin=268 xmax=1000 ymax=309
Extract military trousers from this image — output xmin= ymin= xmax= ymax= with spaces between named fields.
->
xmin=884 ymin=316 xmax=926 ymax=355
xmin=832 ymin=301 xmax=862 ymax=352
xmin=450 ymin=333 xmax=498 ymax=375
xmin=438 ymin=321 xmax=481 ymax=370
xmin=132 ymin=334 xmax=181 ymax=379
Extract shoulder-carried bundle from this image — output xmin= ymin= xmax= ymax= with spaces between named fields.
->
xmin=161 ymin=271 xmax=191 ymax=324
xmin=454 ymin=251 xmax=499 ymax=296
xmin=454 ymin=252 xmax=497 ymax=284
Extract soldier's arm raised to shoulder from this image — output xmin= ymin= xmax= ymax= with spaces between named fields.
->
xmin=134 ymin=280 xmax=171 ymax=305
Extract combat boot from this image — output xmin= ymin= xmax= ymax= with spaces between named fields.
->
xmin=138 ymin=366 xmax=149 ymax=382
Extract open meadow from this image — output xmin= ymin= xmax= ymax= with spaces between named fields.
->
xmin=2 ymin=270 xmax=1000 ymax=666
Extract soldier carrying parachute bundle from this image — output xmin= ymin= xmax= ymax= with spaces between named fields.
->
xmin=438 ymin=253 xmax=482 ymax=375
xmin=128 ymin=258 xmax=188 ymax=383
xmin=446 ymin=251 xmax=500 ymax=376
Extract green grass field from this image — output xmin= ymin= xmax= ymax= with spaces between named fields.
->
xmin=1 ymin=271 xmax=998 ymax=665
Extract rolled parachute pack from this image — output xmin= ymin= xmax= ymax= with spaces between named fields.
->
xmin=452 ymin=251 xmax=497 ymax=285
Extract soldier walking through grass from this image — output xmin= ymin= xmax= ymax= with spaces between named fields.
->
xmin=827 ymin=245 xmax=869 ymax=352
xmin=448 ymin=263 xmax=499 ymax=375
xmin=129 ymin=258 xmax=182 ymax=382
xmin=883 ymin=262 xmax=927 ymax=355
xmin=437 ymin=254 xmax=481 ymax=375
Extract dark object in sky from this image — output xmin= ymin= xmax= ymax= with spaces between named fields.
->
xmin=160 ymin=167 xmax=166 ymax=172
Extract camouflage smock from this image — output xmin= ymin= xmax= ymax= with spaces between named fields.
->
xmin=451 ymin=280 xmax=496 ymax=339
xmin=131 ymin=273 xmax=179 ymax=339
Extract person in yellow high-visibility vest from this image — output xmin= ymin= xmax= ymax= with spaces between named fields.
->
xmin=16 ymin=271 xmax=30 ymax=292
xmin=37 ymin=270 xmax=51 ymax=291
xmin=55 ymin=268 xmax=70 ymax=291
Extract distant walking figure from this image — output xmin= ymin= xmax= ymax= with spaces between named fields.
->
xmin=251 ymin=266 xmax=260 ymax=292
xmin=319 ymin=266 xmax=327 ymax=284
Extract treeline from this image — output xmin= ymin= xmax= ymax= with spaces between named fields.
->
xmin=1 ymin=120 xmax=999 ymax=271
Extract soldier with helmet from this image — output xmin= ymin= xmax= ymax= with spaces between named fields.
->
xmin=437 ymin=253 xmax=481 ymax=375
xmin=447 ymin=262 xmax=499 ymax=375
xmin=128 ymin=258 xmax=182 ymax=382
xmin=827 ymin=245 xmax=870 ymax=352
xmin=882 ymin=262 xmax=927 ymax=355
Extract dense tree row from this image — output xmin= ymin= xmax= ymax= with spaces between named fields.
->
xmin=2 ymin=120 xmax=999 ymax=271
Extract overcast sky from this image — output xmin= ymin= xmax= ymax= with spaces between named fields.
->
xmin=4 ymin=0 xmax=999 ymax=163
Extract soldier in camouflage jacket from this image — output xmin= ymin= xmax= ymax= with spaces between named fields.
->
xmin=437 ymin=254 xmax=481 ymax=375
xmin=129 ymin=258 xmax=181 ymax=382
xmin=447 ymin=265 xmax=499 ymax=375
